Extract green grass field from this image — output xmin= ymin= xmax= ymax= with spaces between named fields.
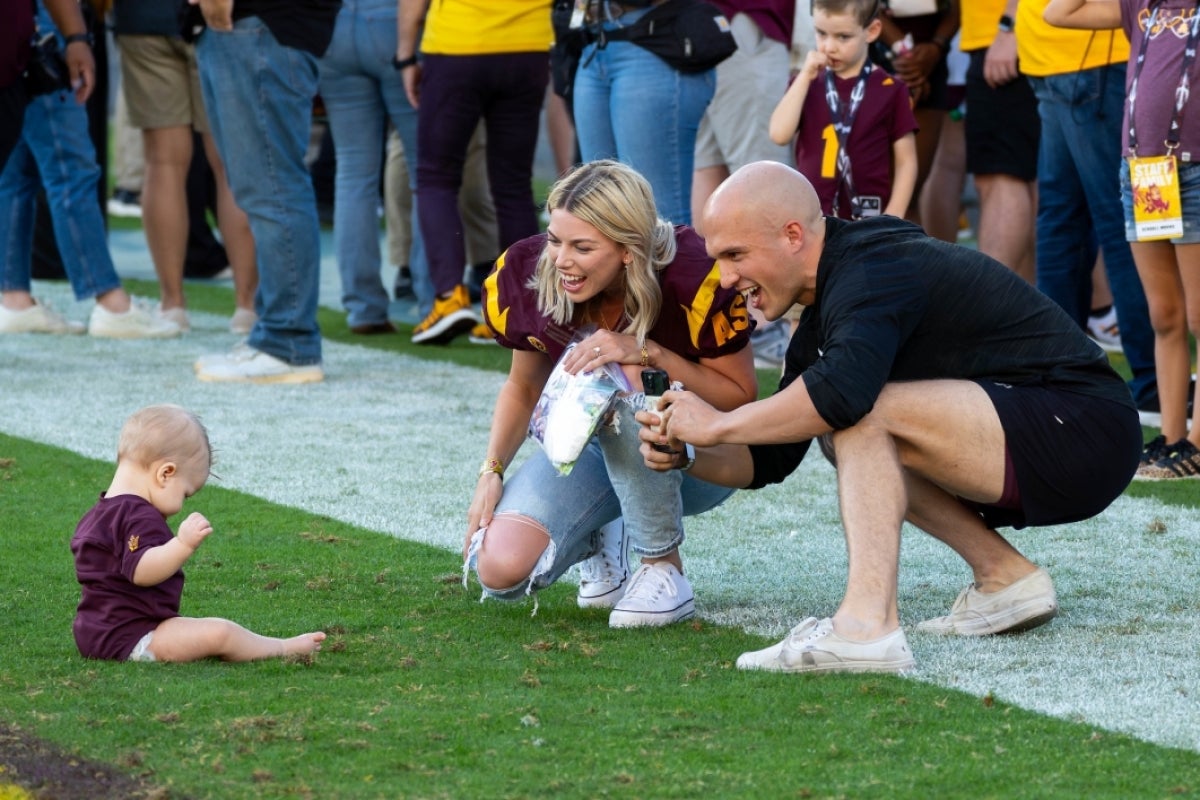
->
xmin=2 ymin=279 xmax=1199 ymax=798
xmin=3 ymin=433 xmax=1200 ymax=799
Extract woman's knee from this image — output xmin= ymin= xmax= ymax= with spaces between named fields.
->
xmin=474 ymin=513 xmax=552 ymax=591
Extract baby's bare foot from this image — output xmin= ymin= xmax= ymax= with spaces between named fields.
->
xmin=282 ymin=632 xmax=326 ymax=657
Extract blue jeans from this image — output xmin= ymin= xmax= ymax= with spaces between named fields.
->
xmin=469 ymin=399 xmax=734 ymax=600
xmin=195 ymin=17 xmax=323 ymax=366
xmin=318 ymin=0 xmax=430 ymax=327
xmin=0 ymin=89 xmax=123 ymax=299
xmin=1 ymin=1 xmax=122 ymax=300
xmin=1029 ymin=66 xmax=1157 ymax=407
xmin=573 ymin=9 xmax=716 ymax=225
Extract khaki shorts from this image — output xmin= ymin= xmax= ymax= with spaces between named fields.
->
xmin=117 ymin=35 xmax=209 ymax=132
xmin=694 ymin=13 xmax=791 ymax=172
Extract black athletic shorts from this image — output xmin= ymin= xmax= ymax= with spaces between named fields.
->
xmin=964 ymin=49 xmax=1040 ymax=181
xmin=974 ymin=380 xmax=1140 ymax=530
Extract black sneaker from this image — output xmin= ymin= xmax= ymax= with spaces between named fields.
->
xmin=1136 ymin=438 xmax=1200 ymax=480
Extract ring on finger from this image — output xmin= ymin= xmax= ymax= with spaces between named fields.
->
xmin=593 ymin=346 xmax=601 ymax=356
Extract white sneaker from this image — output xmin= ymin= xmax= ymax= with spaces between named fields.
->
xmin=229 ymin=307 xmax=257 ymax=335
xmin=1086 ymin=307 xmax=1122 ymax=354
xmin=195 ymin=345 xmax=324 ymax=384
xmin=0 ymin=300 xmax=84 ymax=334
xmin=158 ymin=305 xmax=190 ymax=333
xmin=577 ymin=518 xmax=629 ymax=609
xmin=751 ymin=319 xmax=790 ymax=369
xmin=916 ymin=568 xmax=1058 ymax=636
xmin=89 ymin=302 xmax=181 ymax=339
xmin=608 ymin=562 xmax=694 ymax=628
xmin=194 ymin=340 xmax=251 ymax=372
xmin=736 ymin=617 xmax=915 ymax=674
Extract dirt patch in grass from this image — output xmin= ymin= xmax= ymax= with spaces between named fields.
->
xmin=0 ymin=724 xmax=175 ymax=799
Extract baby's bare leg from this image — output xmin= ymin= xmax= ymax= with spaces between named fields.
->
xmin=147 ymin=617 xmax=326 ymax=663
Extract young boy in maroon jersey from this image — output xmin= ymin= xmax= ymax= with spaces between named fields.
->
xmin=769 ymin=0 xmax=918 ymax=219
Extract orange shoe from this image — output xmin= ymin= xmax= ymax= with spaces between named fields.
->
xmin=411 ymin=284 xmax=478 ymax=345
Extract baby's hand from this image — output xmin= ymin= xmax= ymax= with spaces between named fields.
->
xmin=177 ymin=512 xmax=213 ymax=551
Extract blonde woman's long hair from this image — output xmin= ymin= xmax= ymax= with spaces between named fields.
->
xmin=531 ymin=160 xmax=677 ymax=346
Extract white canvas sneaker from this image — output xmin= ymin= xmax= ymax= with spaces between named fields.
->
xmin=89 ymin=302 xmax=181 ymax=339
xmin=195 ymin=346 xmax=324 ymax=384
xmin=0 ymin=301 xmax=84 ymax=334
xmin=916 ymin=568 xmax=1058 ymax=636
xmin=608 ymin=562 xmax=694 ymax=628
xmin=736 ymin=617 xmax=915 ymax=674
xmin=577 ymin=518 xmax=629 ymax=609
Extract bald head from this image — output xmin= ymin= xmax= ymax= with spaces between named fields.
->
xmin=703 ymin=161 xmax=824 ymax=238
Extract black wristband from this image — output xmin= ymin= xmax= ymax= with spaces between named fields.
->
xmin=64 ymin=32 xmax=93 ymax=47
xmin=392 ymin=55 xmax=419 ymax=71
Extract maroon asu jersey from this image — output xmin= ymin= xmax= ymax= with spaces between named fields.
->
xmin=482 ymin=226 xmax=753 ymax=364
xmin=791 ymin=67 xmax=918 ymax=219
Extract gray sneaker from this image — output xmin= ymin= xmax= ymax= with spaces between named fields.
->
xmin=608 ymin=562 xmax=694 ymax=628
xmin=736 ymin=617 xmax=915 ymax=674
xmin=195 ymin=346 xmax=323 ymax=384
xmin=89 ymin=302 xmax=181 ymax=339
xmin=916 ymin=568 xmax=1058 ymax=636
xmin=0 ymin=300 xmax=84 ymax=334
xmin=577 ymin=518 xmax=629 ymax=609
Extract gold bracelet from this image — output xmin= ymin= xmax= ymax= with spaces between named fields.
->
xmin=478 ymin=457 xmax=505 ymax=480
xmin=639 ymin=343 xmax=650 ymax=367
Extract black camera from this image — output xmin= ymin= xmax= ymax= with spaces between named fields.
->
xmin=24 ymin=32 xmax=71 ymax=97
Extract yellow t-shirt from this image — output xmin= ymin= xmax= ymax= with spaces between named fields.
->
xmin=960 ymin=0 xmax=1007 ymax=52
xmin=1016 ymin=0 xmax=1129 ymax=77
xmin=421 ymin=0 xmax=554 ymax=56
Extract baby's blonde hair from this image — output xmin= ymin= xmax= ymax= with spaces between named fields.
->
xmin=117 ymin=404 xmax=211 ymax=472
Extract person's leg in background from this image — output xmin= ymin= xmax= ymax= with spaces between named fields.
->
xmin=195 ymin=16 xmax=324 ymax=376
xmin=108 ymin=81 xmax=144 ymax=217
xmin=411 ymin=54 xmax=487 ymax=344
xmin=479 ymin=52 xmax=546 ymax=277
xmin=1032 ymin=65 xmax=1157 ymax=410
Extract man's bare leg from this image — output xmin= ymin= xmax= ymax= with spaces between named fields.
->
xmin=828 ymin=380 xmax=1011 ymax=639
xmin=903 ymin=472 xmax=1041 ymax=592
xmin=975 ymin=173 xmax=1037 ymax=283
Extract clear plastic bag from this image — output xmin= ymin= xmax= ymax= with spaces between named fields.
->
xmin=528 ymin=338 xmax=631 ymax=475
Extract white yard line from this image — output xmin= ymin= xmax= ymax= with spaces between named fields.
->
xmin=2 ymin=281 xmax=1198 ymax=754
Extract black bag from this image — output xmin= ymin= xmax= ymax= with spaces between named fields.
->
xmin=551 ymin=0 xmax=589 ymax=99
xmin=607 ymin=0 xmax=737 ymax=74
xmin=23 ymin=31 xmax=71 ymax=97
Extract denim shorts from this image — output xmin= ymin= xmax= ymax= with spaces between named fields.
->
xmin=1120 ymin=158 xmax=1200 ymax=244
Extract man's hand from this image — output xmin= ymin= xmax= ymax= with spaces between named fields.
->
xmin=189 ymin=0 xmax=234 ymax=31
xmin=63 ymin=40 xmax=95 ymax=104
xmin=177 ymin=512 xmax=213 ymax=550
xmin=983 ymin=32 xmax=1019 ymax=88
xmin=655 ymin=389 xmax=725 ymax=448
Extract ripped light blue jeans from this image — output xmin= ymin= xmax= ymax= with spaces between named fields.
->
xmin=466 ymin=397 xmax=734 ymax=600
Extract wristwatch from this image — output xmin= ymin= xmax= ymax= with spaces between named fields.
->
xmin=63 ymin=32 xmax=93 ymax=47
xmin=392 ymin=54 xmax=419 ymax=71
xmin=998 ymin=14 xmax=1015 ymax=33
xmin=678 ymin=442 xmax=696 ymax=472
